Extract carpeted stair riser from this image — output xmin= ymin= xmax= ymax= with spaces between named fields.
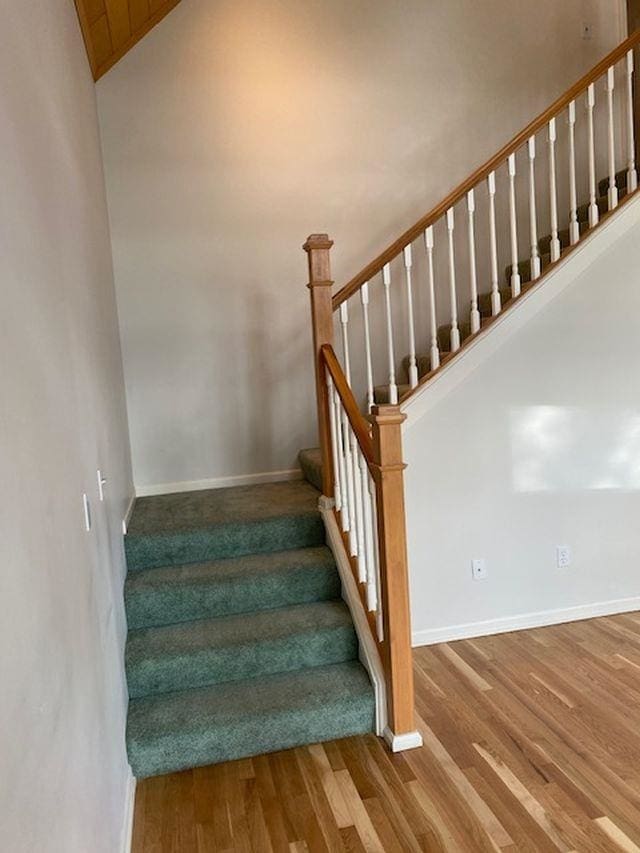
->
xmin=598 ymin=169 xmax=628 ymax=198
xmin=126 ymin=601 xmax=357 ymax=698
xmin=125 ymin=545 xmax=340 ymax=630
xmin=538 ymin=221 xmax=589 ymax=255
xmin=478 ymin=287 xmax=512 ymax=318
xmin=298 ymin=448 xmax=323 ymax=492
xmin=126 ymin=660 xmax=375 ymax=778
xmin=504 ymin=251 xmax=551 ymax=286
xmin=125 ymin=517 xmax=325 ymax=572
xmin=373 ymin=382 xmax=411 ymax=404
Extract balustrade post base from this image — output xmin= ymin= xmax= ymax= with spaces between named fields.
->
xmin=383 ymin=727 xmax=423 ymax=753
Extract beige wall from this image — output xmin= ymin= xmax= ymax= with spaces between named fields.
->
xmin=97 ymin=0 xmax=625 ymax=492
xmin=0 ymin=2 xmax=134 ymax=850
xmin=405 ymin=196 xmax=640 ymax=644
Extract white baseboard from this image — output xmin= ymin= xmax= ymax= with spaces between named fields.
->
xmin=320 ymin=502 xmax=388 ymax=738
xmin=122 ymin=493 xmax=136 ymax=535
xmin=135 ymin=468 xmax=302 ymax=497
xmin=412 ymin=596 xmax=640 ymax=646
xmin=383 ymin=727 xmax=423 ymax=752
xmin=120 ymin=768 xmax=136 ymax=853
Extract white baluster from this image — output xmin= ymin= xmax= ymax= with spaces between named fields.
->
xmin=360 ymin=452 xmax=377 ymax=612
xmin=350 ymin=426 xmax=365 ymax=574
xmin=403 ymin=245 xmax=418 ymax=388
xmin=424 ymin=226 xmax=440 ymax=369
xmin=339 ymin=301 xmax=351 ymax=383
xmin=508 ymin=154 xmax=521 ymax=297
xmin=368 ymin=472 xmax=384 ymax=641
xmin=446 ymin=208 xmax=461 ymax=352
xmin=360 ymin=282 xmax=374 ymax=413
xmin=341 ymin=405 xmax=357 ymax=554
xmin=487 ymin=171 xmax=501 ymax=315
xmin=587 ymin=84 xmax=599 ymax=227
xmin=334 ymin=389 xmax=349 ymax=532
xmin=527 ymin=137 xmax=541 ymax=280
xmin=356 ymin=448 xmax=370 ymax=588
xmin=606 ymin=66 xmax=619 ymax=210
xmin=382 ymin=263 xmax=398 ymax=405
xmin=467 ymin=190 xmax=481 ymax=333
xmin=568 ymin=101 xmax=580 ymax=245
xmin=627 ymin=50 xmax=638 ymax=193
xmin=326 ymin=373 xmax=342 ymax=512
xmin=548 ymin=119 xmax=561 ymax=263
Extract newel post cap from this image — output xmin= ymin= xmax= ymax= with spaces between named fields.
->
xmin=370 ymin=404 xmax=407 ymax=426
xmin=303 ymin=233 xmax=334 ymax=253
xmin=304 ymin=234 xmax=334 ymax=286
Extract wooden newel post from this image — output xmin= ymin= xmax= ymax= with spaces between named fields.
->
xmin=304 ymin=234 xmax=335 ymax=499
xmin=370 ymin=404 xmax=421 ymax=748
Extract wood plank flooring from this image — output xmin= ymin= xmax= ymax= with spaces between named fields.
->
xmin=131 ymin=614 xmax=640 ymax=852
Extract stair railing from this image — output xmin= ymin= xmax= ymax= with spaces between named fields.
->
xmin=304 ymin=234 xmax=419 ymax=749
xmin=327 ymin=31 xmax=640 ymax=411
xmin=304 ymin=31 xmax=640 ymax=749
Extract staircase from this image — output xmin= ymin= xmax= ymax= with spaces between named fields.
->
xmin=122 ymin=32 xmax=640 ymax=780
xmin=123 ymin=479 xmax=374 ymax=778
xmin=300 ymin=32 xmax=640 ymax=760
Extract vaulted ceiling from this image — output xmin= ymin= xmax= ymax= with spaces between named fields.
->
xmin=74 ymin=0 xmax=182 ymax=80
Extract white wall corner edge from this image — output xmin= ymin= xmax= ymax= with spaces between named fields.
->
xmin=320 ymin=501 xmax=388 ymax=738
xmin=402 ymin=192 xmax=640 ymax=427
xmin=412 ymin=595 xmax=640 ymax=646
xmin=121 ymin=766 xmax=136 ymax=853
xmin=135 ymin=468 xmax=302 ymax=497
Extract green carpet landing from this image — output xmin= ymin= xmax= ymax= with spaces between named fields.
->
xmin=124 ymin=478 xmax=374 ymax=778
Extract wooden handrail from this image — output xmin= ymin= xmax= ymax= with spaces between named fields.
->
xmin=321 ymin=344 xmax=375 ymax=462
xmin=333 ymin=29 xmax=640 ymax=310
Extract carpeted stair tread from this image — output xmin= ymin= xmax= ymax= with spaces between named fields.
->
xmin=126 ymin=600 xmax=357 ymax=698
xmin=373 ymin=382 xmax=411 ymax=404
xmin=504 ymin=251 xmax=552 ymax=286
xmin=538 ymin=220 xmax=589 ymax=255
xmin=126 ymin=660 xmax=375 ymax=778
xmin=478 ymin=287 xmax=513 ymax=318
xmin=125 ymin=480 xmax=324 ymax=570
xmin=576 ymin=193 xmax=610 ymax=224
xmin=298 ymin=448 xmax=323 ymax=491
xmin=402 ymin=352 xmax=433 ymax=381
xmin=125 ymin=546 xmax=339 ymax=630
xmin=598 ymin=169 xmax=629 ymax=198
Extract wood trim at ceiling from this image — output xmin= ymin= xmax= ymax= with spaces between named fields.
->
xmin=73 ymin=0 xmax=182 ymax=81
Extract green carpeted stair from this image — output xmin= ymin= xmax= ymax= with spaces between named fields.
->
xmin=125 ymin=545 xmax=339 ymax=630
xmin=374 ymin=168 xmax=633 ymax=403
xmin=127 ymin=660 xmax=373 ymax=778
xmin=123 ymin=479 xmax=374 ymax=778
xmin=298 ymin=448 xmax=323 ymax=492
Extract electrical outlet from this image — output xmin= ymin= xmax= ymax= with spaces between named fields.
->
xmin=471 ymin=558 xmax=488 ymax=581
xmin=557 ymin=545 xmax=571 ymax=569
xmin=581 ymin=22 xmax=593 ymax=40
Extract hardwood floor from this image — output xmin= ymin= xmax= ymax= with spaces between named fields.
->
xmin=131 ymin=614 xmax=640 ymax=852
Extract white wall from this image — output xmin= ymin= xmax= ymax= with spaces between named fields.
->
xmin=0 ymin=2 xmax=134 ymax=851
xmin=96 ymin=0 xmax=626 ymax=492
xmin=405 ymin=196 xmax=640 ymax=644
